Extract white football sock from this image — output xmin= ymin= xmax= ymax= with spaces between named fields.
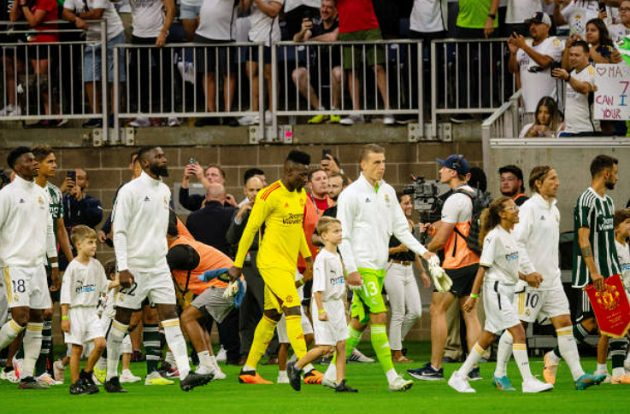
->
xmin=162 ymin=319 xmax=190 ymax=379
xmin=96 ymin=357 xmax=106 ymax=371
xmin=197 ymin=350 xmax=212 ymax=369
xmin=106 ymin=320 xmax=128 ymax=380
xmin=22 ymin=323 xmax=43 ymax=378
xmin=494 ymin=331 xmax=513 ymax=377
xmin=304 ymin=364 xmax=314 ymax=373
xmin=0 ymin=319 xmax=24 ymax=350
xmin=165 ymin=350 xmax=176 ymax=366
xmin=459 ymin=343 xmax=484 ymax=377
xmin=513 ymin=343 xmax=534 ymax=381
xmin=597 ymin=363 xmax=608 ymax=373
xmin=557 ymin=326 xmax=584 ymax=380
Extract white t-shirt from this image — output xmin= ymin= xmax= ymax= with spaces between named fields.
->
xmin=60 ymin=258 xmax=109 ymax=308
xmin=64 ymin=0 xmax=124 ymax=42
xmin=609 ymin=23 xmax=630 ymax=42
xmin=441 ymin=185 xmax=473 ymax=224
xmin=410 ymin=0 xmax=448 ymax=33
xmin=196 ymin=0 xmax=237 ymax=40
xmin=248 ymin=0 xmax=284 ymax=46
xmin=519 ymin=122 xmax=558 ymax=137
xmin=181 ymin=0 xmax=203 ymax=6
xmin=517 ymin=36 xmax=564 ymax=112
xmin=615 ymin=239 xmax=630 ymax=289
xmin=561 ymin=0 xmax=610 ymax=37
xmin=479 ymin=226 xmax=520 ymax=285
xmin=506 ymin=0 xmax=543 ymax=25
xmin=284 ymin=0 xmax=320 ymax=13
xmin=564 ymin=64 xmax=596 ymax=134
xmin=130 ymin=0 xmax=165 ymax=38
xmin=312 ymin=249 xmax=346 ymax=302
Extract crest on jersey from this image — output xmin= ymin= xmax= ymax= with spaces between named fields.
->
xmin=284 ymin=202 xmax=289 ymax=208
xmin=286 ymin=295 xmax=293 ymax=303
xmin=299 ymin=198 xmax=305 ymax=207
xmin=38 ymin=196 xmax=44 ymax=206
xmin=384 ymin=194 xmax=390 ymax=203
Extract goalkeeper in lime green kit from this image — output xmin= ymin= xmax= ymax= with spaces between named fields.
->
xmin=323 ymin=144 xmax=441 ymax=392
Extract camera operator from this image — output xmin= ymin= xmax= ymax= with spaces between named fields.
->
xmin=508 ymin=12 xmax=564 ymax=114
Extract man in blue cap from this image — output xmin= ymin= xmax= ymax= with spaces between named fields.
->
xmin=408 ymin=154 xmax=482 ymax=381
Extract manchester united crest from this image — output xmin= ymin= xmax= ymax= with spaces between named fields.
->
xmin=595 ymin=284 xmax=621 ymax=311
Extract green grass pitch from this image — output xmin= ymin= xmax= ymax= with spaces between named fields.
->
xmin=2 ymin=342 xmax=625 ymax=414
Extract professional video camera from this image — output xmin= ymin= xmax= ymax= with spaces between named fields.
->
xmin=402 ymin=175 xmax=443 ymax=213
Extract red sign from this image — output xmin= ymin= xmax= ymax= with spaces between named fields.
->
xmin=585 ymin=274 xmax=630 ymax=338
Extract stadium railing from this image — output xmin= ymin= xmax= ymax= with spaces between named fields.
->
xmin=111 ymin=42 xmax=265 ymax=142
xmin=0 ymin=20 xmax=110 ymax=139
xmin=271 ymin=39 xmax=424 ymax=140
xmin=481 ymin=89 xmax=522 ymax=168
xmin=430 ymin=37 xmax=517 ymax=139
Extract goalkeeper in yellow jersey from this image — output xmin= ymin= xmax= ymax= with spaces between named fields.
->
xmin=228 ymin=150 xmax=314 ymax=384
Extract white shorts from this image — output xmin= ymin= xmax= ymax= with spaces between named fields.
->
xmin=191 ymin=286 xmax=234 ymax=324
xmin=277 ymin=307 xmax=314 ymax=343
xmin=101 ymin=314 xmax=132 ymax=353
xmin=514 ymin=284 xmax=570 ymax=325
xmin=312 ymin=300 xmax=348 ymax=346
xmin=64 ymin=307 xmax=104 ymax=345
xmin=483 ymin=281 xmax=520 ymax=335
xmin=2 ymin=266 xmax=51 ymax=309
xmin=115 ymin=268 xmax=176 ymax=310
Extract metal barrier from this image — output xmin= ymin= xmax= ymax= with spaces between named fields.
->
xmin=272 ymin=40 xmax=424 ymax=137
xmin=0 ymin=20 xmax=109 ymax=139
xmin=431 ymin=37 xmax=517 ymax=139
xmin=112 ymin=42 xmax=265 ymax=142
xmin=481 ymin=90 xmax=521 ymax=170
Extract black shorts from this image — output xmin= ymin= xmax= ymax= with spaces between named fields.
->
xmin=194 ymin=36 xmax=235 ymax=74
xmin=575 ymin=289 xmax=595 ymax=323
xmin=438 ymin=264 xmax=479 ymax=297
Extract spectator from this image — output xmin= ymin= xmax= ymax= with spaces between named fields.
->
xmin=300 ymin=169 xmax=332 ymax=275
xmin=0 ymin=0 xmax=23 ymax=118
xmin=186 ymin=183 xmax=237 ymax=256
xmin=322 ymin=172 xmax=350 ymax=218
xmin=180 ymin=0 xmax=203 ymax=41
xmin=520 ymin=96 xmax=561 ymax=137
xmin=238 ymin=0 xmax=283 ymax=126
xmin=336 ymin=0 xmax=394 ymax=126
xmin=372 ymin=0 xmax=400 ymax=39
xmin=194 ymin=0 xmax=239 ymax=128
xmin=553 ymin=0 xmax=608 ymax=37
xmin=127 ymin=0 xmax=179 ymax=128
xmin=499 ymin=164 xmax=529 ymax=205
xmin=62 ymin=0 xmax=125 ymax=128
xmin=585 ymin=18 xmax=623 ymax=63
xmin=504 ymin=0 xmax=545 ymax=36
xmin=609 ymin=0 xmax=630 ymax=42
xmin=553 ymin=40 xmax=597 ymax=136
xmin=180 ymin=163 xmax=237 ymax=211
xmin=291 ymin=0 xmax=342 ymax=125
xmin=9 ymin=0 xmax=62 ymax=126
xmin=508 ymin=12 xmax=564 ymax=114
xmin=320 ymin=153 xmax=342 ymax=177
xmin=61 ymin=168 xmax=104 ymax=233
xmin=239 ymin=168 xmax=267 ymax=205
xmin=226 ymin=176 xmax=264 ymax=362
xmin=284 ymin=0 xmax=321 ymax=39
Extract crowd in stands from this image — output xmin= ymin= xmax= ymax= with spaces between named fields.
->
xmin=0 ymin=0 xmax=629 ymax=135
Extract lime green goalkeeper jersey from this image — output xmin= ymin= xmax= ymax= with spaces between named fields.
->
xmin=457 ymin=0 xmax=499 ymax=29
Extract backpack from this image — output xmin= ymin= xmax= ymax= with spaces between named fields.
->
xmin=452 ymin=188 xmax=493 ymax=256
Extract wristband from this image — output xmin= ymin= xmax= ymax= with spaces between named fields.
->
xmin=470 ymin=293 xmax=479 ymax=299
xmin=62 ymin=316 xmax=69 ymax=320
xmin=318 ymin=309 xmax=325 ymax=315
xmin=50 ymin=262 xmax=59 ymax=268
xmin=566 ymin=74 xmax=571 ymax=82
xmin=488 ymin=13 xmax=496 ymax=19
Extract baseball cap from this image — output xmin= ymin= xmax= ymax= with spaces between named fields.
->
xmin=525 ymin=12 xmax=551 ymax=26
xmin=436 ymin=154 xmax=470 ymax=175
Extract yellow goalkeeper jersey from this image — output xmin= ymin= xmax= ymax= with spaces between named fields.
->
xmin=234 ymin=180 xmax=311 ymax=272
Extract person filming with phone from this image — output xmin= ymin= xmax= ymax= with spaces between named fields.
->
xmin=507 ymin=12 xmax=564 ymax=115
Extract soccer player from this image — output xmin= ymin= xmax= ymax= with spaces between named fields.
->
xmin=228 ymin=150 xmax=314 ymax=385
xmin=494 ymin=166 xmax=604 ymax=390
xmin=558 ymin=155 xmax=627 ymax=384
xmin=448 ymin=197 xmax=552 ymax=394
xmin=324 ymin=144 xmax=436 ymax=392
xmin=105 ymin=146 xmax=213 ymax=393
xmin=289 ymin=216 xmax=357 ymax=393
xmin=61 ymin=226 xmax=118 ymax=395
xmin=0 ymin=147 xmax=60 ymax=389
xmin=613 ymin=209 xmax=630 ymax=374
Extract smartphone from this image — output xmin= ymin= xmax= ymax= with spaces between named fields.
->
xmin=322 ymin=149 xmax=332 ymax=160
xmin=67 ymin=170 xmax=76 ymax=181
xmin=188 ymin=157 xmax=196 ymax=165
xmin=598 ymin=2 xmax=606 ymax=12
xmin=550 ymin=61 xmax=562 ymax=77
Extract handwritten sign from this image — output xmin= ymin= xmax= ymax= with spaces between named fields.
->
xmin=594 ymin=64 xmax=630 ymax=120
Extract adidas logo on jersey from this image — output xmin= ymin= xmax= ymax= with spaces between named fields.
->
xmin=540 ymin=215 xmax=545 ymax=220
xmin=144 ymin=196 xmax=150 ymax=202
xmin=18 ymin=198 xmax=25 ymax=204
xmin=365 ymin=198 xmax=371 ymax=203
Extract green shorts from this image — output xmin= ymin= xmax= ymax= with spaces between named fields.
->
xmin=338 ymin=28 xmax=385 ymax=71
xmin=350 ymin=267 xmax=387 ymax=325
